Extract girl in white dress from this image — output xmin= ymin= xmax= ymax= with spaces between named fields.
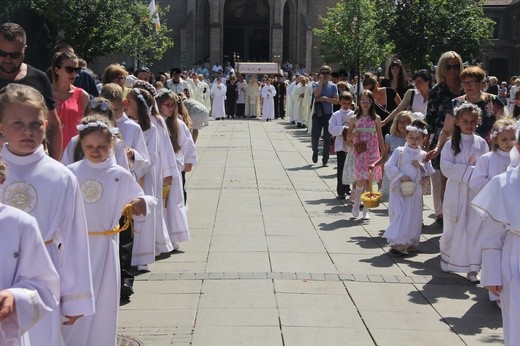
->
xmin=0 ymin=84 xmax=94 ymax=346
xmin=383 ymin=119 xmax=435 ymax=255
xmin=0 ymin=161 xmax=60 ymax=346
xmin=156 ymin=91 xmax=192 ymax=247
xmin=439 ymin=102 xmax=489 ymax=282
xmin=471 ymin=127 xmax=520 ymax=345
xmin=468 ymin=118 xmax=516 ymax=304
xmin=63 ymin=115 xmax=154 ymax=346
xmin=125 ymin=88 xmax=166 ymax=264
xmin=132 ymin=82 xmax=176 ymax=258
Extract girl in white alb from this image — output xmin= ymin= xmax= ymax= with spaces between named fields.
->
xmin=261 ymin=78 xmax=277 ymax=121
xmin=471 ymin=128 xmax=520 ymax=345
xmin=439 ymin=102 xmax=489 ymax=282
xmin=63 ymin=115 xmax=155 ymax=346
xmin=468 ymin=118 xmax=516 ymax=304
xmin=0 ymin=161 xmax=60 ymax=346
xmin=0 ymin=84 xmax=95 ymax=346
xmin=383 ymin=119 xmax=434 ymax=255
xmin=156 ymin=90 xmax=192 ymax=247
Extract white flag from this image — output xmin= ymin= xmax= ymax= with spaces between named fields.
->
xmin=148 ymin=0 xmax=160 ymax=31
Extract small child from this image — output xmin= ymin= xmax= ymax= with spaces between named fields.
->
xmin=370 ymin=111 xmax=411 ymax=201
xmin=62 ymin=115 xmax=155 ymax=346
xmin=439 ymin=102 xmax=489 ymax=282
xmin=0 ymin=161 xmax=60 ymax=345
xmin=346 ymin=90 xmax=385 ymax=220
xmin=471 ymin=124 xmax=520 ymax=345
xmin=469 ymin=118 xmax=516 ymax=305
xmin=383 ymin=119 xmax=434 ymax=255
xmin=329 ymin=91 xmax=355 ymax=199
xmin=0 ymin=83 xmax=94 ymax=345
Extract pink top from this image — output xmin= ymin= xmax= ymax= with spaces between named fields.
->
xmin=56 ymin=87 xmax=85 ymax=150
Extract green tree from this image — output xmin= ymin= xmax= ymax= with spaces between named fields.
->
xmin=380 ymin=0 xmax=494 ymax=71
xmin=313 ymin=0 xmax=393 ymax=72
xmin=28 ymin=0 xmax=174 ymax=65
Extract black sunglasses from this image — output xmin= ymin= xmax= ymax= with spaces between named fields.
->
xmin=61 ymin=66 xmax=82 ymax=74
xmin=0 ymin=49 xmax=24 ymax=59
xmin=446 ymin=63 xmax=460 ymax=71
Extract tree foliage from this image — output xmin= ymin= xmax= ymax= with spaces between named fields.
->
xmin=2 ymin=0 xmax=174 ymax=65
xmin=380 ymin=0 xmax=495 ymax=71
xmin=314 ymin=0 xmax=495 ymax=73
xmin=313 ymin=0 xmax=393 ymax=71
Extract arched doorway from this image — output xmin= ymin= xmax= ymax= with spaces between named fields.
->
xmin=223 ymin=0 xmax=270 ymax=63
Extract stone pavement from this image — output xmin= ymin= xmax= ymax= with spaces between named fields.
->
xmin=118 ymin=118 xmax=503 ymax=345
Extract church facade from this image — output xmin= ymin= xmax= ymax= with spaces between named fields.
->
xmin=146 ymin=0 xmax=338 ymax=73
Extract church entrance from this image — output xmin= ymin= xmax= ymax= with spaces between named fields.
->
xmin=223 ymin=0 xmax=270 ymax=64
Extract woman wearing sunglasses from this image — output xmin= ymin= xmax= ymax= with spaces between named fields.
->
xmin=424 ymin=51 xmax=464 ymax=227
xmin=51 ymin=51 xmax=90 ymax=150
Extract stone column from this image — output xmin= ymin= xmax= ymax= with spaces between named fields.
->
xmin=209 ymin=0 xmax=222 ymax=65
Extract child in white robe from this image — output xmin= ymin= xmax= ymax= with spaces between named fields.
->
xmin=61 ymin=97 xmax=129 ymax=170
xmin=261 ymin=78 xmax=277 ymax=121
xmin=439 ymin=102 xmax=489 ymax=282
xmin=62 ymin=115 xmax=155 ymax=346
xmin=157 ymin=91 xmax=192 ymax=247
xmin=471 ymin=132 xmax=520 ymax=345
xmin=132 ymin=82 xmax=175 ymax=260
xmin=125 ymin=88 xmax=163 ymax=266
xmin=0 ymin=161 xmax=60 ymax=346
xmin=383 ymin=119 xmax=435 ymax=255
xmin=468 ymin=118 xmax=516 ymax=304
xmin=0 ymin=84 xmax=95 ymax=346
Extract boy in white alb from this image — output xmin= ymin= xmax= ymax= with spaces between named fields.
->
xmin=261 ymin=78 xmax=277 ymax=121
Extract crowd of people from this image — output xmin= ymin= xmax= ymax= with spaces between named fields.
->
xmin=2 ymin=18 xmax=520 ymax=345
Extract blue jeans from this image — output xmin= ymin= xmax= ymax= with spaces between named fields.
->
xmin=311 ymin=113 xmax=332 ymax=162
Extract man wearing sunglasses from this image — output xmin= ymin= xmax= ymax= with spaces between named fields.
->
xmin=311 ymin=65 xmax=339 ymax=166
xmin=0 ymin=22 xmax=62 ymax=160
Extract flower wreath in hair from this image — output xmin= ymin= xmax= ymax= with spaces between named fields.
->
xmin=453 ymin=101 xmax=482 ymax=118
xmin=132 ymin=88 xmax=151 ymax=115
xmin=405 ymin=125 xmax=428 ymax=135
xmin=155 ymin=88 xmax=173 ymax=99
xmin=76 ymin=120 xmax=119 ymax=136
xmin=490 ymin=124 xmax=517 ymax=139
xmin=132 ymin=80 xmax=158 ymax=97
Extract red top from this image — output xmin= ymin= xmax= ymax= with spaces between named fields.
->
xmin=56 ymin=87 xmax=85 ymax=150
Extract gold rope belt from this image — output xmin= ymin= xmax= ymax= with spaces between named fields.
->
xmin=88 ymin=204 xmax=133 ymax=236
xmin=44 ymin=239 xmax=53 ymax=246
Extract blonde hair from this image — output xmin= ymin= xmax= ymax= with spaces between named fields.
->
xmin=490 ymin=117 xmax=517 ymax=151
xmin=0 ymin=161 xmax=6 ymax=184
xmin=0 ymin=83 xmax=48 ymax=122
xmin=100 ymin=83 xmax=124 ymax=103
xmin=436 ymin=51 xmax=463 ymax=85
xmin=389 ymin=111 xmax=412 ymax=136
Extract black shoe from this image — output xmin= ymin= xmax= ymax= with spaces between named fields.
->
xmin=322 ymin=159 xmax=328 ymax=167
xmin=297 ymin=122 xmax=302 ymax=128
xmin=435 ymin=215 xmax=444 ymax=226
xmin=290 ymin=121 xmax=295 ymax=125
xmin=121 ymin=282 xmax=134 ymax=297
xmin=302 ymin=124 xmax=307 ymax=128
xmin=312 ymin=152 xmax=318 ymax=163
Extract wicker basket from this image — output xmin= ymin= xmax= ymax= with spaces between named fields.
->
xmin=360 ymin=171 xmax=382 ymax=208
